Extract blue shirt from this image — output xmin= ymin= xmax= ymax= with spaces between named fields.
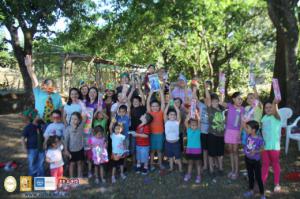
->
xmin=111 ymin=133 xmax=126 ymax=155
xmin=33 ymin=87 xmax=62 ymax=118
xmin=23 ymin=123 xmax=44 ymax=150
xmin=116 ymin=114 xmax=131 ymax=137
xmin=63 ymin=103 xmax=82 ymax=125
xmin=186 ymin=128 xmax=202 ymax=154
xmin=198 ymin=102 xmax=209 ymax=134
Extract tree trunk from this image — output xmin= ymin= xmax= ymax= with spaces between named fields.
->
xmin=267 ymin=0 xmax=300 ymax=115
xmin=8 ymin=25 xmax=33 ymax=106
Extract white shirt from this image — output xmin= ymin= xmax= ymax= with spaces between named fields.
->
xmin=64 ymin=103 xmax=82 ymax=124
xmin=46 ymin=145 xmax=64 ymax=169
xmin=44 ymin=123 xmax=65 ymax=138
xmin=165 ymin=120 xmax=180 ymax=141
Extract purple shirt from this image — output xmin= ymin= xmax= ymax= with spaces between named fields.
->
xmin=171 ymin=87 xmax=192 ymax=103
xmin=226 ymin=103 xmax=245 ymax=130
xmin=85 ymin=100 xmax=98 ymax=110
xmin=244 ymin=134 xmax=264 ymax=161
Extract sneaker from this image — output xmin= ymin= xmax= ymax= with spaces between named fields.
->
xmin=136 ymin=167 xmax=141 ymax=174
xmin=141 ymin=168 xmax=148 ymax=175
xmin=111 ymin=176 xmax=116 ymax=184
xmin=120 ymin=174 xmax=127 ymax=180
xmin=94 ymin=178 xmax=99 ymax=184
xmin=195 ymin=176 xmax=201 ymax=184
xmin=243 ymin=191 xmax=254 ymax=198
xmin=274 ymin=185 xmax=281 ymax=193
xmin=88 ymin=172 xmax=93 ymax=178
xmin=184 ymin=174 xmax=191 ymax=182
xmin=101 ymin=178 xmax=106 ymax=183
xmin=260 ymin=195 xmax=266 ymax=199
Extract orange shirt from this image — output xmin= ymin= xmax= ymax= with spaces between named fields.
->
xmin=149 ymin=111 xmax=164 ymax=134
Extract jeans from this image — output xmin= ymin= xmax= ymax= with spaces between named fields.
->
xmin=27 ymin=149 xmax=45 ymax=177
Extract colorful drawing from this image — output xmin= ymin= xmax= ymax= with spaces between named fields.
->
xmin=219 ymin=72 xmax=226 ymax=94
xmin=190 ymin=98 xmax=197 ymax=119
xmin=272 ymin=78 xmax=281 ymax=101
xmin=149 ymin=74 xmax=161 ymax=91
xmin=83 ymin=108 xmax=94 ymax=134
xmin=97 ymin=92 xmax=103 ymax=111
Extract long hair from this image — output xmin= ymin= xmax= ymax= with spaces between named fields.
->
xmin=87 ymin=87 xmax=99 ymax=104
xmin=67 ymin=88 xmax=81 ymax=105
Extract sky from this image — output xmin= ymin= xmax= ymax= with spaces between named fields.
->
xmin=0 ymin=1 xmax=112 ymax=51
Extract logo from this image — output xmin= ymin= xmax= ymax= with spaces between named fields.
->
xmin=34 ymin=177 xmax=56 ymax=191
xmin=20 ymin=176 xmax=32 ymax=192
xmin=4 ymin=176 xmax=17 ymax=192
xmin=59 ymin=178 xmax=80 ymax=185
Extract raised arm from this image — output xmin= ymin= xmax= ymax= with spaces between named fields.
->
xmin=164 ymin=102 xmax=170 ymax=122
xmin=205 ymin=83 xmax=211 ymax=107
xmin=109 ymin=117 xmax=116 ymax=134
xmin=160 ymin=89 xmax=165 ymax=111
xmin=25 ymin=55 xmax=39 ymax=88
xmin=184 ymin=114 xmax=190 ymax=129
xmin=174 ymin=103 xmax=181 ymax=122
xmin=272 ymin=98 xmax=281 ymax=120
xmin=147 ymin=90 xmax=154 ymax=112
xmin=138 ymin=84 xmax=146 ymax=106
xmin=219 ymin=93 xmax=227 ymax=108
xmin=253 ymin=85 xmax=259 ymax=100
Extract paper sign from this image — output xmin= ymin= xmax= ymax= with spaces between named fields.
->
xmin=97 ymin=92 xmax=103 ymax=111
xmin=83 ymin=108 xmax=94 ymax=134
xmin=244 ymin=99 xmax=259 ymax=121
xmin=149 ymin=74 xmax=161 ymax=91
xmin=272 ymin=78 xmax=281 ymax=101
xmin=219 ymin=72 xmax=226 ymax=94
xmin=163 ymin=72 xmax=168 ymax=81
xmin=249 ymin=72 xmax=256 ymax=87
xmin=190 ymin=98 xmax=197 ymax=119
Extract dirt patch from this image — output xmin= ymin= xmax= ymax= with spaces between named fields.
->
xmin=0 ymin=114 xmax=299 ymax=198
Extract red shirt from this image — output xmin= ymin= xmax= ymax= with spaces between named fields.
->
xmin=135 ymin=124 xmax=151 ymax=146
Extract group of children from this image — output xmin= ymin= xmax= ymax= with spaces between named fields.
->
xmin=21 ymin=66 xmax=283 ymax=198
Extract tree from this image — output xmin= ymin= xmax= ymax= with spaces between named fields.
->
xmin=0 ymin=0 xmax=97 ymax=102
xmin=267 ymin=0 xmax=300 ymax=114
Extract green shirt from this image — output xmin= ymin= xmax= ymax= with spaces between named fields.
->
xmin=261 ymin=115 xmax=281 ymax=150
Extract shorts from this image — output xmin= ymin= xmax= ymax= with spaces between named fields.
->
xmin=165 ymin=140 xmax=181 ymax=159
xmin=70 ymin=148 xmax=84 ymax=162
xmin=207 ymin=134 xmax=225 ymax=157
xmin=84 ymin=149 xmax=93 ymax=161
xmin=224 ymin=129 xmax=241 ymax=144
xmin=136 ymin=146 xmax=150 ymax=163
xmin=185 ymin=153 xmax=202 ymax=160
xmin=150 ymin=133 xmax=164 ymax=151
xmin=201 ymin=133 xmax=208 ymax=150
xmin=111 ymin=158 xmax=125 ymax=168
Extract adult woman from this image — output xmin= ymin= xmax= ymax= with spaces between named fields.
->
xmin=25 ymin=55 xmax=62 ymax=123
xmin=63 ymin=88 xmax=83 ymax=126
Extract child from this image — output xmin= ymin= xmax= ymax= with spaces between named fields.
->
xmin=89 ymin=126 xmax=108 ymax=184
xmin=64 ymin=112 xmax=85 ymax=178
xmin=147 ymin=90 xmax=165 ymax=171
xmin=261 ymin=99 xmax=281 ymax=192
xmin=134 ymin=113 xmax=153 ymax=175
xmin=44 ymin=110 xmax=64 ymax=148
xmin=21 ymin=108 xmax=45 ymax=177
xmin=205 ymin=84 xmax=225 ymax=175
xmin=109 ymin=122 xmax=127 ymax=183
xmin=241 ymin=86 xmax=263 ymax=145
xmin=46 ymin=135 xmax=64 ymax=189
xmin=220 ymin=92 xmax=245 ymax=180
xmin=128 ymin=84 xmax=146 ymax=167
xmin=114 ymin=105 xmax=131 ymax=154
xmin=243 ymin=121 xmax=265 ymax=199
xmin=184 ymin=114 xmax=202 ymax=183
xmin=164 ymin=101 xmax=182 ymax=172
xmin=93 ymin=110 xmax=109 ymax=136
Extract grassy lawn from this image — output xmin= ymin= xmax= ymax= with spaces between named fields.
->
xmin=0 ymin=114 xmax=299 ymax=199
